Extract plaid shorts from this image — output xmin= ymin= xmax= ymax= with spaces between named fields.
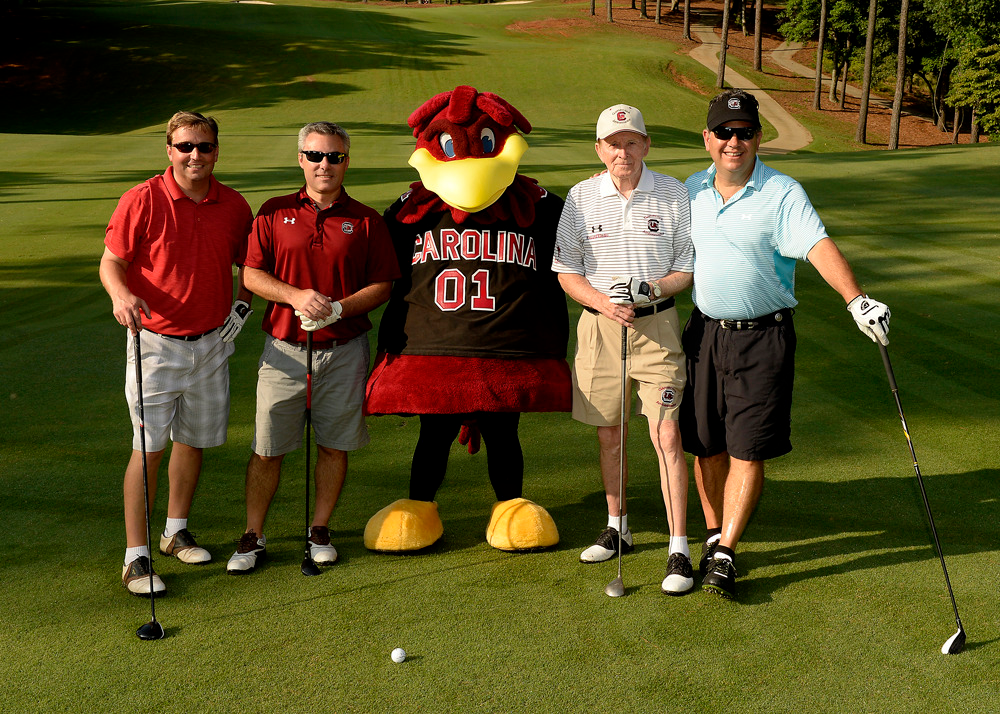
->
xmin=252 ymin=334 xmax=371 ymax=456
xmin=125 ymin=330 xmax=233 ymax=452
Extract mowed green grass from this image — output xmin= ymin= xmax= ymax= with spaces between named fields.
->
xmin=2 ymin=1 xmax=999 ymax=712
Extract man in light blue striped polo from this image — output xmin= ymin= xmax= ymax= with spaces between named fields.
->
xmin=554 ymin=104 xmax=696 ymax=595
xmin=682 ymin=89 xmax=892 ymax=600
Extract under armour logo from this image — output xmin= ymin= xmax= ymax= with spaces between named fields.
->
xmin=740 ymin=214 xmax=753 ymax=221
xmin=591 ymin=225 xmax=602 ymax=234
xmin=284 ymin=217 xmax=296 ymax=224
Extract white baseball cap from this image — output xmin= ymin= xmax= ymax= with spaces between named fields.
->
xmin=596 ymin=104 xmax=647 ymax=140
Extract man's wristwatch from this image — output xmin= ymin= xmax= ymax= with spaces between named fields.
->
xmin=646 ymin=281 xmax=663 ymax=299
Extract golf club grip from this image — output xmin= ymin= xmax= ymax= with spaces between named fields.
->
xmin=878 ymin=343 xmax=898 ymax=392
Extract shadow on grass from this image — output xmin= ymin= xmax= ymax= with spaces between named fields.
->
xmin=3 ymin=0 xmax=478 ymax=134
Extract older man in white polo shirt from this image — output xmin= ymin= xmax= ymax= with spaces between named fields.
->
xmin=553 ymin=104 xmax=696 ymax=595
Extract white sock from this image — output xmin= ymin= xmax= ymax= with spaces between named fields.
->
xmin=607 ymin=514 xmax=629 ymax=534
xmin=125 ymin=546 xmax=149 ymax=565
xmin=669 ymin=535 xmax=690 ymax=557
xmin=706 ymin=533 xmax=722 ymax=546
xmin=714 ymin=551 xmax=733 ymax=563
xmin=163 ymin=518 xmax=187 ymax=538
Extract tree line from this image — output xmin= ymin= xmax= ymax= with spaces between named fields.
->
xmin=594 ymin=0 xmax=998 ymax=148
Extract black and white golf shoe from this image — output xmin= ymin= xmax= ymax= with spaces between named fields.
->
xmin=226 ymin=531 xmax=266 ymax=574
xmin=702 ymin=557 xmax=737 ymax=599
xmin=159 ymin=528 xmax=211 ymax=564
xmin=122 ymin=556 xmax=166 ymax=596
xmin=308 ymin=526 xmax=338 ymax=566
xmin=580 ymin=526 xmax=633 ymax=563
xmin=661 ymin=552 xmax=695 ymax=595
xmin=699 ymin=536 xmax=720 ymax=574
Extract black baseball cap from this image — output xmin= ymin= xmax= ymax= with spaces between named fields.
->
xmin=707 ymin=92 xmax=761 ymax=131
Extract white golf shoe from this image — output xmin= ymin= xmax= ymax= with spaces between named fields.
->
xmin=227 ymin=531 xmax=266 ymax=574
xmin=661 ymin=552 xmax=695 ymax=595
xmin=308 ymin=526 xmax=338 ymax=565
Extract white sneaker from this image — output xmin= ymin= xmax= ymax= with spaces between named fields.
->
xmin=227 ymin=531 xmax=266 ymax=574
xmin=580 ymin=527 xmax=633 ymax=563
xmin=122 ymin=556 xmax=166 ymax=596
xmin=661 ymin=552 xmax=695 ymax=595
xmin=159 ymin=528 xmax=211 ymax=564
xmin=308 ymin=526 xmax=338 ymax=565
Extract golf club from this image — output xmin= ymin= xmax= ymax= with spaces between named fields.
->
xmin=879 ymin=343 xmax=965 ymax=655
xmin=133 ymin=330 xmax=165 ymax=640
xmin=605 ymin=324 xmax=628 ymax=598
xmin=301 ymin=331 xmax=321 ymax=577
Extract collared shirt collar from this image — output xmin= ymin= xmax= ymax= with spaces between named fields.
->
xmin=297 ymin=184 xmax=350 ymax=211
xmin=700 ymin=155 xmax=763 ymax=193
xmin=163 ymin=166 xmax=219 ymax=203
xmin=599 ymin=161 xmax=653 ymax=198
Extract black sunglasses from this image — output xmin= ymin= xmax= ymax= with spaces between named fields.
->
xmin=300 ymin=150 xmax=348 ymax=164
xmin=712 ymin=126 xmax=758 ymax=141
xmin=170 ymin=141 xmax=217 ymax=153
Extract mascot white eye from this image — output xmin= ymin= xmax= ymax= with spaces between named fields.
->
xmin=480 ymin=128 xmax=496 ymax=154
xmin=439 ymin=132 xmax=456 ymax=158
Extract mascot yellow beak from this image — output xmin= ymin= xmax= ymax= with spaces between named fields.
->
xmin=408 ymin=133 xmax=528 ymax=213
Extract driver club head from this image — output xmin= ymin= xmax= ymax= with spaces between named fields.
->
xmin=942 ymin=628 xmax=966 ymax=655
xmin=604 ymin=577 xmax=625 ymax=598
xmin=136 ymin=620 xmax=165 ymax=641
xmin=301 ymin=557 xmax=321 ymax=577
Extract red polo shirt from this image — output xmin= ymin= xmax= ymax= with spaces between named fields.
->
xmin=105 ymin=168 xmax=252 ymax=335
xmin=246 ymin=187 xmax=400 ymax=343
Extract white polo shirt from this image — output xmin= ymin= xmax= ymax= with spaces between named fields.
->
xmin=553 ymin=163 xmax=693 ymax=295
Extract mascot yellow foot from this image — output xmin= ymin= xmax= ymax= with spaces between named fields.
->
xmin=364 ymin=499 xmax=444 ymax=552
xmin=486 ymin=498 xmax=559 ymax=552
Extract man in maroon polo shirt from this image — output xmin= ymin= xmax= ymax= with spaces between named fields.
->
xmin=101 ymin=111 xmax=254 ymax=595
xmin=227 ymin=121 xmax=400 ymax=574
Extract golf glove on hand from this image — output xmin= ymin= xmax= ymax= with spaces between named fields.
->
xmin=848 ymin=294 xmax=890 ymax=346
xmin=609 ymin=276 xmax=653 ymax=306
xmin=296 ymin=301 xmax=343 ymax=332
xmin=220 ymin=300 xmax=253 ymax=342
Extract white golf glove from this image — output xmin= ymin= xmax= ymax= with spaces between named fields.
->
xmin=296 ymin=301 xmax=343 ymax=332
xmin=220 ymin=300 xmax=253 ymax=342
xmin=608 ymin=276 xmax=654 ymax=306
xmin=847 ymin=294 xmax=890 ymax=346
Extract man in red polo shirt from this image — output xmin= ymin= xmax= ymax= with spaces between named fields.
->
xmin=227 ymin=121 xmax=400 ymax=574
xmin=101 ymin=111 xmax=254 ymax=596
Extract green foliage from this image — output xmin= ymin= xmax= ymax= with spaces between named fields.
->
xmin=946 ymin=44 xmax=1000 ymax=132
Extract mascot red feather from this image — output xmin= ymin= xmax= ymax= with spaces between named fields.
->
xmin=363 ymin=86 xmax=571 ymax=552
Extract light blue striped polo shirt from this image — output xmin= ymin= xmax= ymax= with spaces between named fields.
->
xmin=685 ymin=158 xmax=828 ymax=320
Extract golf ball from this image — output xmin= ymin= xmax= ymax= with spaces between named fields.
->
xmin=390 ymin=647 xmax=406 ymax=663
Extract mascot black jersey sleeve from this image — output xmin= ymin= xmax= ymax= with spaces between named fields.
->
xmin=378 ymin=190 xmax=568 ymax=360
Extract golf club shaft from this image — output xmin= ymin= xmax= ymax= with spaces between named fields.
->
xmin=616 ymin=324 xmax=627 ymax=580
xmin=306 ymin=331 xmax=312 ymax=540
xmin=133 ymin=330 xmax=158 ymax=622
xmin=879 ymin=344 xmax=963 ymax=630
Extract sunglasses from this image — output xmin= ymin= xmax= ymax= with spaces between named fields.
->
xmin=712 ymin=126 xmax=758 ymax=141
xmin=170 ymin=141 xmax=217 ymax=153
xmin=300 ymin=150 xmax=348 ymax=164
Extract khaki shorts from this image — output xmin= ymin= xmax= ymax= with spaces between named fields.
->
xmin=571 ymin=308 xmax=685 ymax=426
xmin=126 ymin=330 xmax=233 ymax=452
xmin=253 ymin=334 xmax=371 ymax=456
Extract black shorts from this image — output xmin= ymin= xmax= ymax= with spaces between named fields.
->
xmin=679 ymin=307 xmax=796 ymax=461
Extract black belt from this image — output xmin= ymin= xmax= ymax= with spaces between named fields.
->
xmin=152 ymin=329 xmax=216 ymax=342
xmin=285 ymin=337 xmax=355 ymax=350
xmin=705 ymin=308 xmax=794 ymax=331
xmin=586 ymin=296 xmax=675 ymax=317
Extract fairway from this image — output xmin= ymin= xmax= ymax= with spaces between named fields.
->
xmin=2 ymin=1 xmax=998 ymax=712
